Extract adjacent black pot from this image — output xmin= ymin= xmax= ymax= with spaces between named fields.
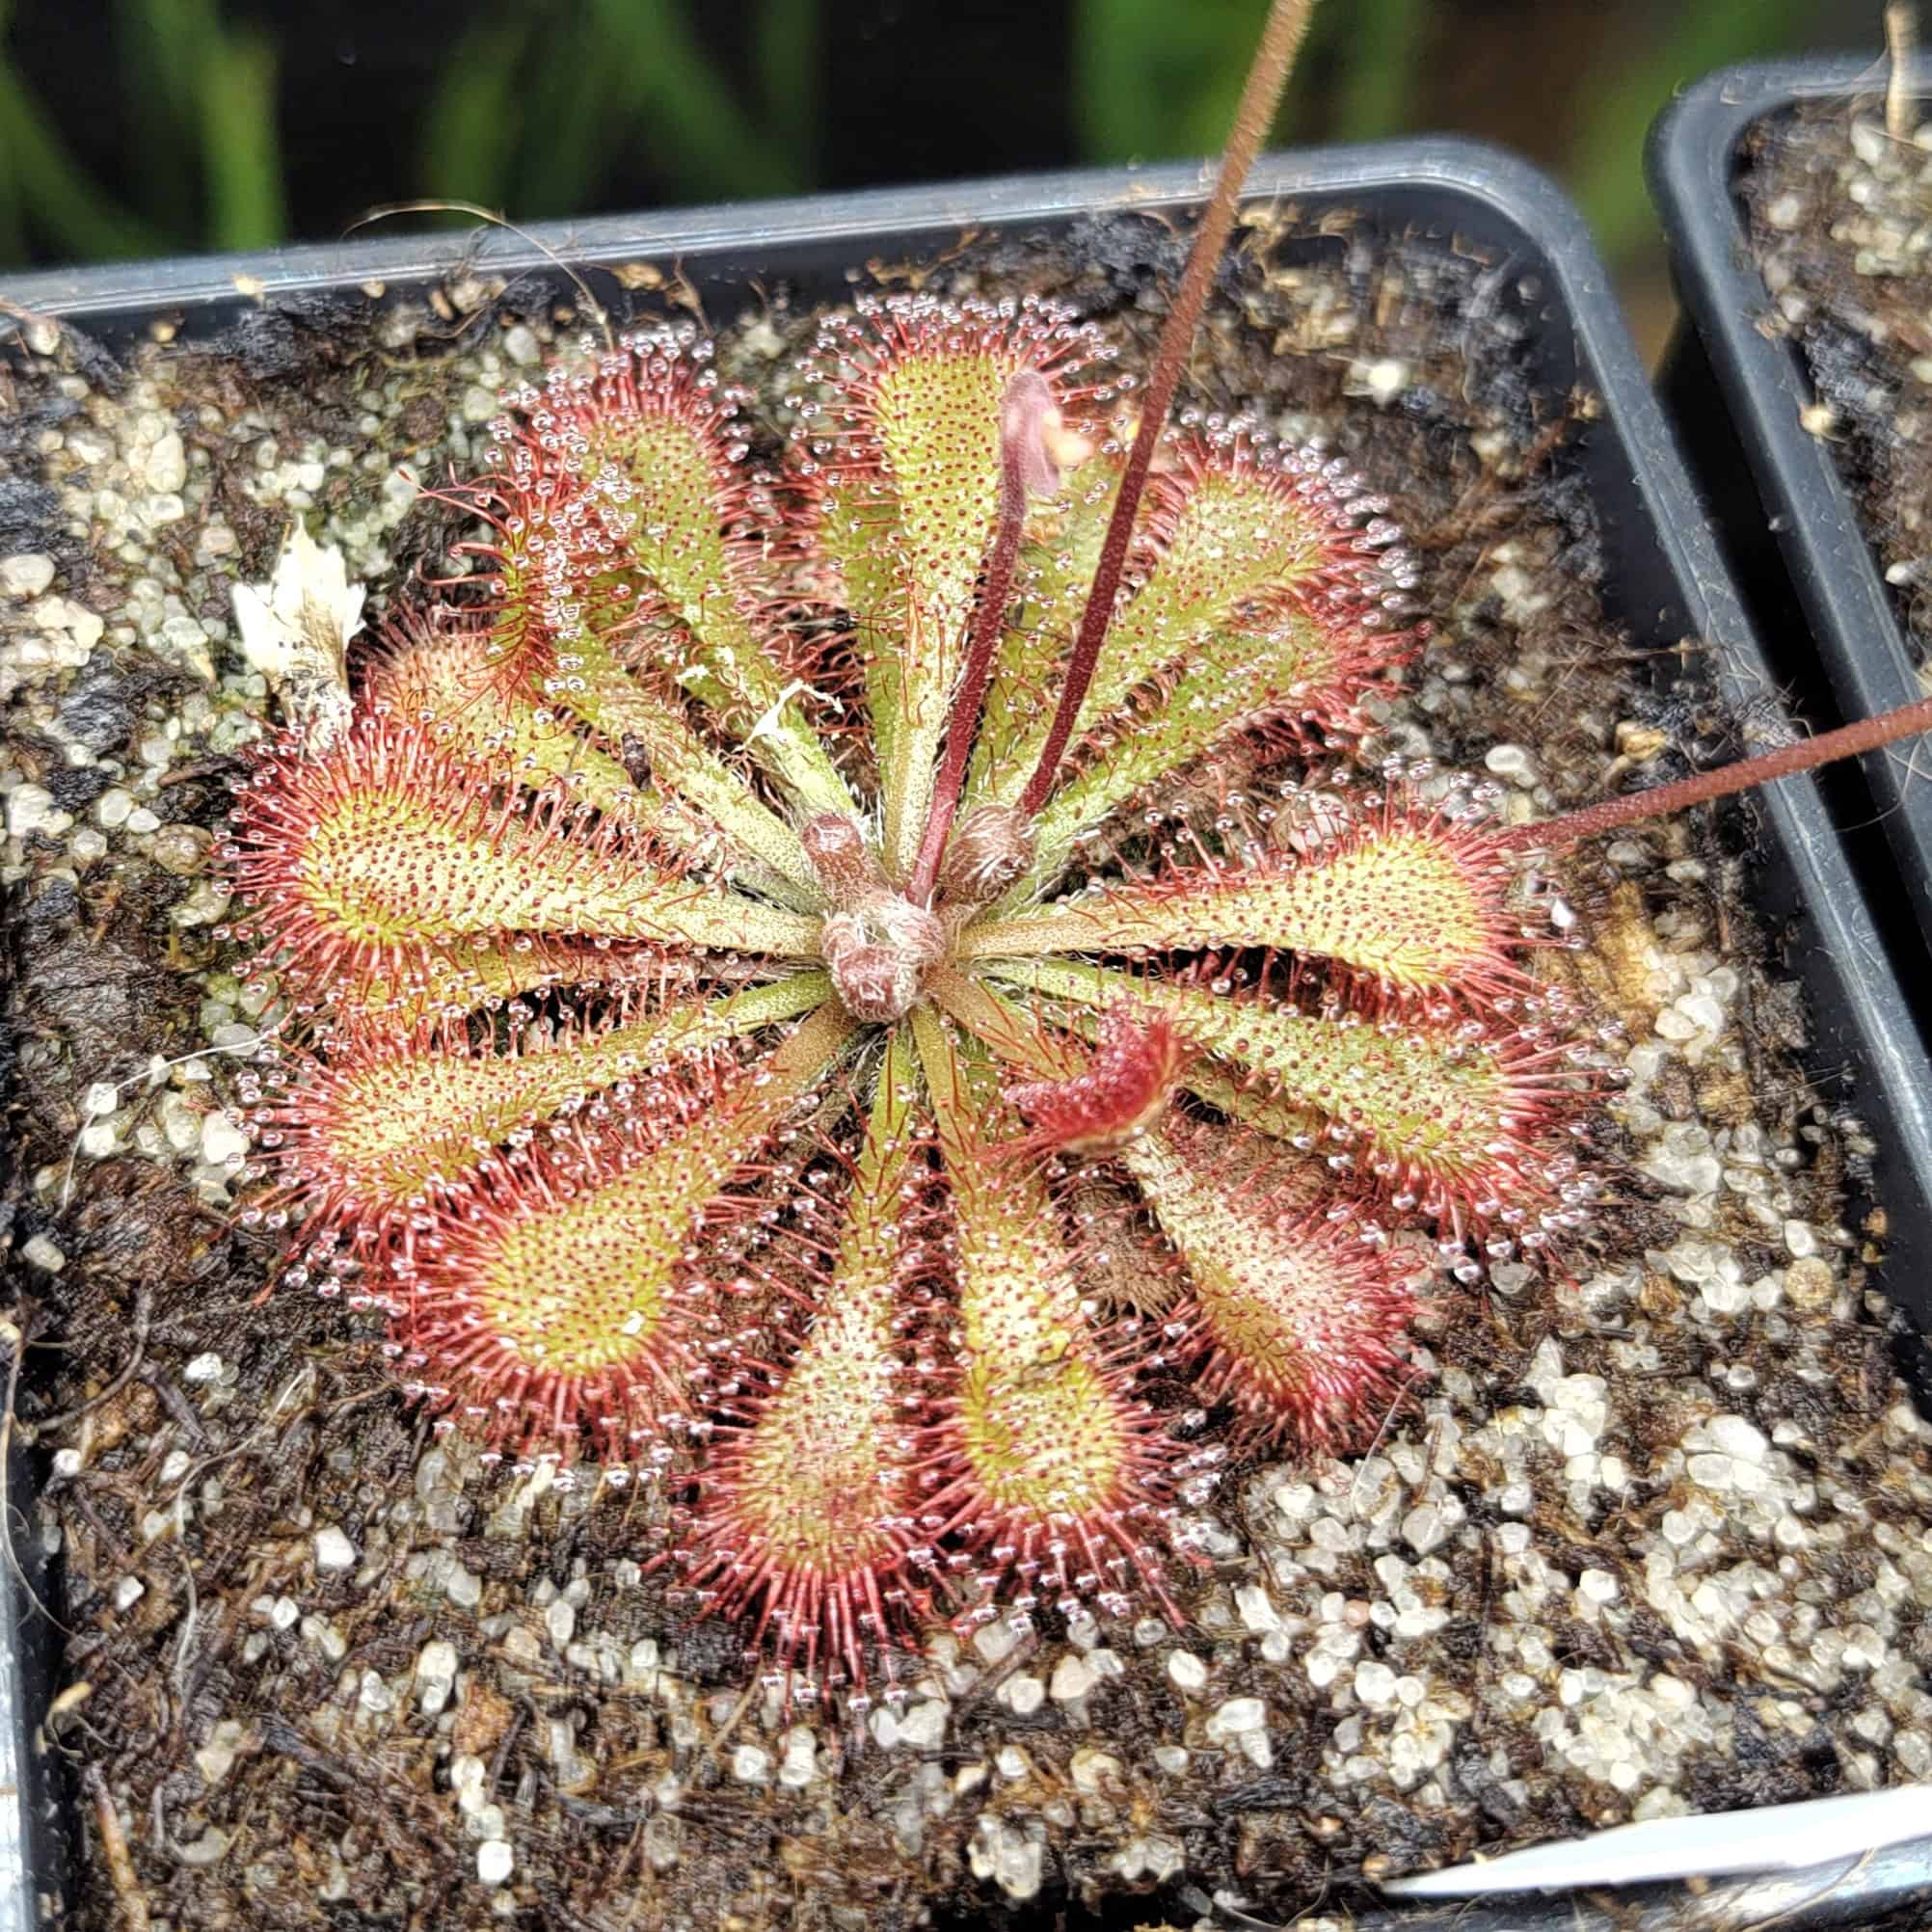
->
xmin=1650 ymin=56 xmax=1932 ymax=957
xmin=7 ymin=143 xmax=1932 ymax=1931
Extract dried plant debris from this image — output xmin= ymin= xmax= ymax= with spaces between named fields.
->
xmin=4 ymin=215 xmax=1932 ymax=1932
xmin=1742 ymin=95 xmax=1932 ymax=674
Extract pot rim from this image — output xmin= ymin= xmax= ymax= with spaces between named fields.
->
xmin=1649 ymin=54 xmax=1932 ymax=956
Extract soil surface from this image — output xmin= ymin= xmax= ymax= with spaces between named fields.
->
xmin=5 ymin=204 xmax=1932 ymax=1932
xmin=1742 ymin=94 xmax=1932 ymax=681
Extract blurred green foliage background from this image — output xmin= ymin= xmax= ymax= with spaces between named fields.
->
xmin=0 ymin=0 xmax=1873 ymax=347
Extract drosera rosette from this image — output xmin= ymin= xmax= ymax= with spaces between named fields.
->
xmin=208 ymin=274 xmax=1608 ymax=1697
xmin=201 ymin=0 xmax=1932 ymax=1701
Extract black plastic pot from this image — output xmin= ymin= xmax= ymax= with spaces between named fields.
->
xmin=6 ymin=144 xmax=1932 ymax=1931
xmin=1650 ymin=56 xmax=1932 ymax=957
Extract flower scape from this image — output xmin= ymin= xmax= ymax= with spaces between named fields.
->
xmin=211 ymin=294 xmax=1625 ymax=1709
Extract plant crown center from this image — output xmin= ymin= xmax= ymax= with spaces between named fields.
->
xmin=805 ymin=812 xmax=963 ymax=1023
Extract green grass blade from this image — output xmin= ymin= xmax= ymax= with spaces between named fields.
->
xmin=586 ymin=0 xmax=792 ymax=200
xmin=201 ymin=26 xmax=286 ymax=250
xmin=420 ymin=22 xmax=531 ymax=213
xmin=1331 ymin=0 xmax=1428 ymax=141
xmin=1567 ymin=0 xmax=1820 ymax=264
xmin=0 ymin=62 xmax=160 ymax=258
xmin=754 ymin=0 xmax=819 ymax=174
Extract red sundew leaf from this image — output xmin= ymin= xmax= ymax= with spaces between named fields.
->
xmin=993 ymin=610 xmax=1416 ymax=911
xmin=790 ymin=292 xmax=1117 ymax=874
xmin=221 ymin=714 xmax=822 ymax=1008
xmin=480 ymin=323 xmax=855 ymax=818
xmin=986 ymin=957 xmax=1594 ymax=1244
xmin=671 ymin=1030 xmax=940 ymax=1703
xmin=1122 ymin=1118 xmax=1422 ymax=1451
xmin=969 ymin=428 xmax=1420 ymax=816
xmin=963 ymin=800 xmax=1527 ymax=1006
xmin=907 ymin=1006 xmax=1185 ymax=1629
xmin=384 ymin=1002 xmax=857 ymax=1463
xmin=361 ymin=603 xmax=646 ymax=824
xmin=240 ymin=973 xmax=831 ymax=1240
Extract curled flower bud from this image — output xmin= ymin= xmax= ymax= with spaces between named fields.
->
xmin=1006 ymin=1006 xmax=1190 ymax=1155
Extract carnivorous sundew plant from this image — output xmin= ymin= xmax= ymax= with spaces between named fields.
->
xmin=209 ymin=0 xmax=1932 ymax=1705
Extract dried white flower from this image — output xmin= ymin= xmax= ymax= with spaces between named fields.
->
xmin=232 ymin=521 xmax=364 ymax=748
